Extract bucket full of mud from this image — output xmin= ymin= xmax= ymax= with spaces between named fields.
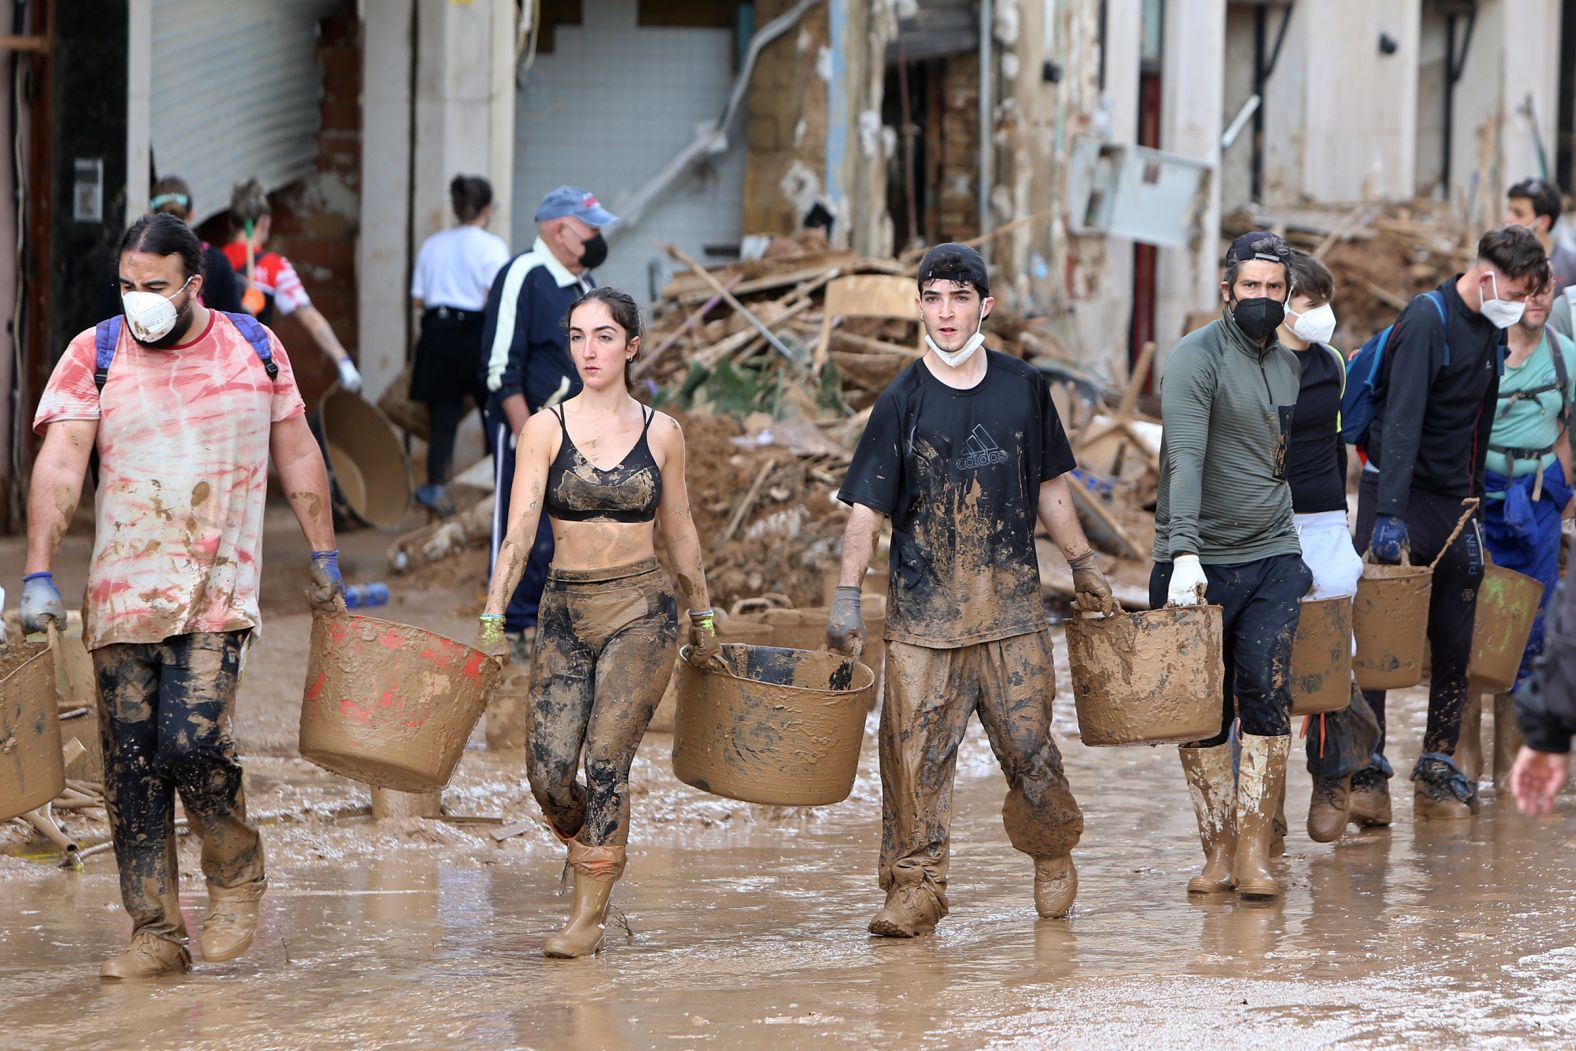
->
xmin=671 ymin=643 xmax=875 ymax=806
xmin=1352 ymin=556 xmax=1432 ymax=691
xmin=1469 ymin=560 xmax=1543 ymax=691
xmin=298 ymin=611 xmax=501 ymax=792
xmin=0 ymin=632 xmax=64 ymax=822
xmin=1289 ymin=597 xmax=1354 ymax=716
xmin=313 ymin=387 xmax=412 ymax=529
xmin=1064 ymin=605 xmax=1223 ymax=746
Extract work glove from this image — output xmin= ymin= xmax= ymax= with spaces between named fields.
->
xmin=825 ymin=585 xmax=866 ymax=656
xmin=335 ymin=357 xmax=363 ymax=394
xmin=1068 ymin=551 xmax=1119 ymax=615
xmin=1165 ymin=554 xmax=1209 ymax=607
xmin=20 ymin=572 xmax=66 ymax=634
xmin=307 ymin=549 xmax=346 ymax=614
xmin=475 ymin=614 xmax=510 ymax=664
xmin=1369 ymin=513 xmax=1408 ymax=565
xmin=684 ymin=608 xmax=721 ymax=668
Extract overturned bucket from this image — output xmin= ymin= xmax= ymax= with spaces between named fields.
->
xmin=1 ymin=634 xmax=64 ymax=822
xmin=313 ymin=387 xmax=413 ymax=529
xmin=1064 ymin=605 xmax=1223 ymax=746
xmin=1290 ymin=597 xmax=1354 ymax=716
xmin=1352 ymin=556 xmax=1432 ymax=691
xmin=1469 ymin=560 xmax=1543 ymax=692
xmin=672 ymin=643 xmax=874 ymax=806
xmin=298 ymin=610 xmax=501 ymax=792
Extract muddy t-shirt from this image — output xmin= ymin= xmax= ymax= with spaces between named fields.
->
xmin=839 ymin=351 xmax=1075 ymax=648
xmin=33 ymin=313 xmax=305 ymax=649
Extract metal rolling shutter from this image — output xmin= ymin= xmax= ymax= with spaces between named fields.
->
xmin=149 ymin=0 xmax=344 ymax=222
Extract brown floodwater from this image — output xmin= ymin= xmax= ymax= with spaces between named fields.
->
xmin=3 ymin=642 xmax=1576 ymax=1048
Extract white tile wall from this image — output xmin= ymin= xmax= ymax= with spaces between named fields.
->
xmin=514 ymin=0 xmax=747 ymax=306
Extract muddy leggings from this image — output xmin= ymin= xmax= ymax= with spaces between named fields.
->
xmin=1149 ymin=553 xmax=1311 ymax=746
xmin=93 ymin=631 xmax=264 ymax=946
xmin=526 ymin=558 xmax=678 ymax=847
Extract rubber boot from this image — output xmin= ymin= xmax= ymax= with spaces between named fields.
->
xmin=869 ymin=878 xmax=947 ymax=938
xmin=1233 ymin=734 xmax=1290 ymax=900
xmin=1456 ymin=694 xmax=1484 ymax=783
xmin=543 ymin=842 xmax=626 ymax=958
xmin=1270 ymin=778 xmax=1288 ymax=857
xmin=199 ymin=879 xmax=266 ymax=962
xmin=1412 ymin=751 xmax=1476 ymax=821
xmin=1492 ymin=691 xmax=1524 ymax=792
xmin=100 ymin=932 xmax=191 ymax=980
xmin=1179 ymin=744 xmax=1236 ymax=895
xmin=1307 ymin=774 xmax=1352 ymax=843
xmin=1032 ymin=855 xmax=1077 ymax=918
xmin=1348 ymin=762 xmax=1393 ymax=828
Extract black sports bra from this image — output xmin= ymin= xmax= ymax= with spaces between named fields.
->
xmin=544 ymin=405 xmax=663 ymax=523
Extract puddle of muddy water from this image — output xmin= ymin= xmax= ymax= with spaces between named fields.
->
xmin=3 ymin=669 xmax=1576 ymax=1048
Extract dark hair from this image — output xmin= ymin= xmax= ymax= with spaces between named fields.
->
xmin=1223 ymin=231 xmax=1291 ymax=290
xmin=1478 ymin=224 xmax=1549 ymax=282
xmin=450 ymin=175 xmax=494 ymax=223
xmin=1287 ymin=250 xmax=1335 ymax=304
xmin=230 ymin=178 xmax=271 ymax=223
xmin=1508 ymin=177 xmax=1562 ymax=225
xmin=119 ymin=212 xmax=204 ymax=281
xmin=565 ymin=287 xmax=644 ymax=387
xmin=149 ymin=176 xmax=193 ymax=218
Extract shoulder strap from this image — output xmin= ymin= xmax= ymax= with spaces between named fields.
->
xmin=640 ymin=404 xmax=655 ymax=435
xmin=221 ymin=311 xmax=279 ymax=381
xmin=1322 ymin=343 xmax=1346 ymax=396
xmin=1552 ymin=334 xmax=1571 ymax=424
xmin=551 ymin=404 xmax=567 ymax=429
xmin=1424 ymin=290 xmax=1451 ymax=367
xmin=93 ymin=316 xmax=123 ymax=393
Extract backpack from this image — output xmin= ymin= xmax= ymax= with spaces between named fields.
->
xmin=1494 ymin=334 xmax=1571 ymax=428
xmin=1339 ymin=290 xmax=1447 ymax=446
xmin=93 ymin=311 xmax=277 ymax=393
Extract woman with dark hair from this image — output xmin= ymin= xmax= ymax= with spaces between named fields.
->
xmin=225 ymin=178 xmax=362 ymax=393
xmin=477 ymin=287 xmax=717 ymax=959
xmin=146 ymin=175 xmax=244 ymax=314
xmin=409 ymin=174 xmax=511 ymax=515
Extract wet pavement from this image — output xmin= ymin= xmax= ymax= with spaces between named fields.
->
xmin=4 ymin=517 xmax=1575 ymax=1047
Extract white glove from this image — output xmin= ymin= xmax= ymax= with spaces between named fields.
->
xmin=1166 ymin=554 xmax=1209 ymax=607
xmin=335 ymin=356 xmax=363 ymax=394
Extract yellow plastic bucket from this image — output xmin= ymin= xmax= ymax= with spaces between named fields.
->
xmin=1469 ymin=561 xmax=1543 ymax=691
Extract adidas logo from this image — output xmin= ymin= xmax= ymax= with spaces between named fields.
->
xmin=956 ymin=425 xmax=1009 ymax=471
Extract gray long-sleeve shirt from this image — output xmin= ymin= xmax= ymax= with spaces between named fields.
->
xmin=1153 ymin=308 xmax=1303 ymax=565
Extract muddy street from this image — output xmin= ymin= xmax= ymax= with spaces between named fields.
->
xmin=3 ymin=517 xmax=1575 ymax=1049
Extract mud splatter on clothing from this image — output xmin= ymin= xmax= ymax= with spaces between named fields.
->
xmin=839 ymin=351 xmax=1076 ymax=647
xmin=878 ymin=632 xmax=1083 ymax=909
xmin=93 ymin=630 xmax=264 ymax=947
xmin=527 ymin=558 xmax=677 ymax=846
xmin=32 ymin=313 xmax=305 ymax=648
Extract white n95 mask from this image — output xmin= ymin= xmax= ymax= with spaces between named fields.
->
xmin=1287 ymin=303 xmax=1337 ymax=345
xmin=122 ymin=276 xmax=193 ymax=343
xmin=926 ymin=312 xmax=989 ymax=368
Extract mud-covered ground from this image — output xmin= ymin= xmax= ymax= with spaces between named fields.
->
xmin=3 ymin=507 xmax=1576 ymax=1049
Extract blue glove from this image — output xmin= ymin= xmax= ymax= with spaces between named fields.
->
xmin=1370 ymin=514 xmax=1408 ymax=565
xmin=307 ymin=549 xmax=346 ymax=613
xmin=19 ymin=571 xmax=66 ymax=634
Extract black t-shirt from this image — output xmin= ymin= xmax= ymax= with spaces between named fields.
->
xmin=838 ymin=350 xmax=1076 ymax=647
xmin=1287 ymin=342 xmax=1348 ymax=514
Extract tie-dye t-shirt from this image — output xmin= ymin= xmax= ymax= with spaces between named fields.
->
xmin=33 ymin=312 xmax=305 ymax=649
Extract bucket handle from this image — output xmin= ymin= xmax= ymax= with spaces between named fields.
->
xmin=729 ymin=594 xmax=792 ymax=617
xmin=1428 ymin=498 xmax=1480 ymax=571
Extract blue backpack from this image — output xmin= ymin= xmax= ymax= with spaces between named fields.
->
xmin=1339 ymin=290 xmax=1447 ymax=446
xmin=92 ymin=311 xmax=277 ymax=393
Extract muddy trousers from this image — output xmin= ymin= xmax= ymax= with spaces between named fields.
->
xmin=878 ymin=631 xmax=1083 ymax=907
xmin=91 ymin=631 xmax=264 ymax=946
xmin=527 ymin=559 xmax=678 ymax=847
xmin=1149 ymin=554 xmax=1311 ymax=746
xmin=1355 ymin=472 xmax=1485 ymax=756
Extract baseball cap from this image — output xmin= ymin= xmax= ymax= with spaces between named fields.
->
xmin=1224 ymin=231 xmax=1291 ymax=271
xmin=534 ymin=186 xmax=617 ymax=228
xmin=916 ymin=242 xmax=989 ymax=296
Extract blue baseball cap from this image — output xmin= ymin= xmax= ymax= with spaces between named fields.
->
xmin=534 ymin=186 xmax=617 ymax=228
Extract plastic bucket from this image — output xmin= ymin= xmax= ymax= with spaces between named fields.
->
xmin=313 ymin=388 xmax=413 ymax=528
xmin=1469 ymin=561 xmax=1543 ymax=691
xmin=672 ymin=643 xmax=874 ymax=806
xmin=1289 ymin=597 xmax=1354 ymax=716
xmin=298 ymin=611 xmax=501 ymax=792
xmin=757 ymin=605 xmax=886 ymax=683
xmin=1352 ymin=560 xmax=1432 ymax=690
xmin=1064 ymin=605 xmax=1224 ymax=746
xmin=0 ymin=639 xmax=63 ymax=822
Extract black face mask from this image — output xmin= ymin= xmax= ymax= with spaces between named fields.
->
xmin=577 ymin=232 xmax=608 ymax=270
xmin=1230 ymin=297 xmax=1285 ymax=344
